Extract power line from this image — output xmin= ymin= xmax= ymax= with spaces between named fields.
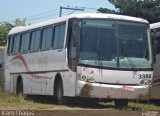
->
xmin=68 ymin=10 xmax=77 ymax=15
xmin=25 ymin=9 xmax=59 ymax=19
xmin=25 ymin=10 xmax=70 ymax=22
xmin=26 ymin=13 xmax=58 ymax=21
xmin=59 ymin=6 xmax=84 ymax=17
xmin=26 ymin=6 xmax=95 ymax=21
xmin=62 ymin=6 xmax=97 ymax=10
xmin=80 ymin=7 xmax=97 ymax=10
xmin=0 ymin=8 xmax=60 ymax=23
xmin=0 ymin=6 xmax=98 ymax=23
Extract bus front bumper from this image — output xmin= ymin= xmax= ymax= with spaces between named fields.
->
xmin=76 ymin=81 xmax=151 ymax=100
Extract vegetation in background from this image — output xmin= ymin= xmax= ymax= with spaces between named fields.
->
xmin=0 ymin=22 xmax=13 ymax=46
xmin=98 ymin=0 xmax=160 ymax=23
xmin=0 ymin=70 xmax=4 ymax=91
xmin=0 ymin=18 xmax=26 ymax=46
xmin=14 ymin=18 xmax=26 ymax=27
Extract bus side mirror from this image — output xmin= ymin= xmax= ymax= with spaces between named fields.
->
xmin=72 ymin=28 xmax=77 ymax=47
xmin=69 ymin=18 xmax=79 ymax=47
xmin=71 ymin=26 xmax=78 ymax=47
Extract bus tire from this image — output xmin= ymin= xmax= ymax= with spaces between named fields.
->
xmin=17 ymin=78 xmax=23 ymax=96
xmin=114 ymin=99 xmax=128 ymax=109
xmin=55 ymin=80 xmax=66 ymax=104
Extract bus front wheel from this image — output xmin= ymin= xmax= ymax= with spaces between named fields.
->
xmin=55 ymin=80 xmax=66 ymax=104
xmin=114 ymin=99 xmax=128 ymax=109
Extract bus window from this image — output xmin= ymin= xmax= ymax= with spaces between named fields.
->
xmin=155 ymin=37 xmax=160 ymax=54
xmin=12 ymin=34 xmax=20 ymax=55
xmin=41 ymin=27 xmax=53 ymax=51
xmin=30 ymin=30 xmax=41 ymax=52
xmin=8 ymin=36 xmax=14 ymax=55
xmin=21 ymin=32 xmax=30 ymax=54
xmin=53 ymin=23 xmax=66 ymax=49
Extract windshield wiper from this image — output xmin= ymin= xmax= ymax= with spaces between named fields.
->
xmin=144 ymin=47 xmax=149 ymax=60
xmin=96 ymin=36 xmax=101 ymax=67
xmin=119 ymin=40 xmax=137 ymax=71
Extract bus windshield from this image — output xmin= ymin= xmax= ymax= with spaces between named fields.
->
xmin=79 ymin=19 xmax=152 ymax=69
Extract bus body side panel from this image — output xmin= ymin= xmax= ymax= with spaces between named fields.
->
xmin=62 ymin=70 xmax=76 ymax=97
xmin=22 ymin=74 xmax=32 ymax=94
xmin=4 ymin=72 xmax=18 ymax=94
xmin=152 ymin=54 xmax=160 ymax=99
xmin=22 ymin=72 xmax=56 ymax=95
xmin=21 ymin=71 xmax=76 ymax=96
xmin=6 ymin=49 xmax=76 ymax=96
xmin=4 ymin=61 xmax=11 ymax=92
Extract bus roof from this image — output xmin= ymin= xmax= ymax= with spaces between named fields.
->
xmin=150 ymin=22 xmax=160 ymax=29
xmin=9 ymin=13 xmax=148 ymax=35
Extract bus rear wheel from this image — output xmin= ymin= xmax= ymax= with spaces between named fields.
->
xmin=55 ymin=80 xmax=66 ymax=104
xmin=114 ymin=99 xmax=128 ymax=109
xmin=17 ymin=79 xmax=23 ymax=96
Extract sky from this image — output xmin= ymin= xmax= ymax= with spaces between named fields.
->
xmin=0 ymin=0 xmax=115 ymax=24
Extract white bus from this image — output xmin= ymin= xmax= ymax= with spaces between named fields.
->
xmin=4 ymin=13 xmax=153 ymax=108
xmin=150 ymin=22 xmax=160 ymax=99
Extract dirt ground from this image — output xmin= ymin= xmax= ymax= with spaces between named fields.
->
xmin=0 ymin=110 xmax=143 ymax=116
xmin=34 ymin=110 xmax=143 ymax=116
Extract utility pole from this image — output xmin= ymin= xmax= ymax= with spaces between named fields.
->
xmin=59 ymin=6 xmax=84 ymax=17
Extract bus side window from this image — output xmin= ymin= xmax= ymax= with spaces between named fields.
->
xmin=21 ymin=32 xmax=30 ymax=54
xmin=8 ymin=36 xmax=14 ymax=55
xmin=30 ymin=30 xmax=41 ymax=52
xmin=12 ymin=34 xmax=21 ymax=55
xmin=53 ymin=23 xmax=66 ymax=49
xmin=41 ymin=26 xmax=53 ymax=51
xmin=155 ymin=37 xmax=160 ymax=54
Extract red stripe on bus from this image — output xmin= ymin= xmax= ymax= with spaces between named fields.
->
xmin=153 ymin=79 xmax=160 ymax=84
xmin=11 ymin=54 xmax=51 ymax=80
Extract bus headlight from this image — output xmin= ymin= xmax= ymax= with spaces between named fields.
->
xmin=147 ymin=80 xmax=152 ymax=85
xmin=140 ymin=80 xmax=152 ymax=85
xmin=81 ymin=75 xmax=87 ymax=81
xmin=90 ymin=77 xmax=95 ymax=82
xmin=140 ymin=80 xmax=145 ymax=85
xmin=80 ymin=75 xmax=95 ymax=82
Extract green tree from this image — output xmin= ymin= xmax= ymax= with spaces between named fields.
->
xmin=0 ymin=18 xmax=26 ymax=46
xmin=98 ymin=0 xmax=160 ymax=23
xmin=98 ymin=7 xmax=116 ymax=14
xmin=15 ymin=18 xmax=26 ymax=26
xmin=0 ymin=22 xmax=13 ymax=46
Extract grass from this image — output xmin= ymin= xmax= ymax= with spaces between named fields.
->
xmin=0 ymin=70 xmax=4 ymax=91
xmin=0 ymin=92 xmax=71 ymax=110
xmin=128 ymin=101 xmax=160 ymax=111
xmin=0 ymin=90 xmax=160 ymax=111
